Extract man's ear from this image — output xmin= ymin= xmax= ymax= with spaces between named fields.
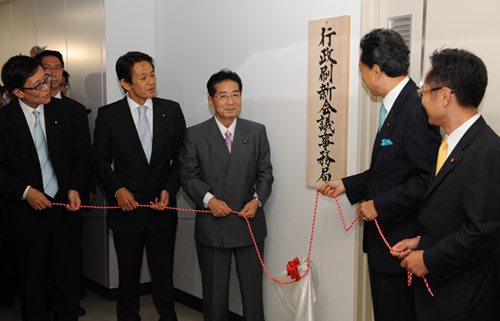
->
xmin=120 ymin=78 xmax=131 ymax=92
xmin=11 ymin=88 xmax=24 ymax=99
xmin=372 ymin=64 xmax=381 ymax=80
xmin=208 ymin=96 xmax=214 ymax=110
xmin=441 ymin=87 xmax=453 ymax=106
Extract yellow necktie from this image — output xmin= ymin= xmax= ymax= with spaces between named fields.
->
xmin=435 ymin=137 xmax=448 ymax=176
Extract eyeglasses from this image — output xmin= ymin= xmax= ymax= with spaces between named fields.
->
xmin=43 ymin=65 xmax=62 ymax=72
xmin=213 ymin=93 xmax=241 ymax=102
xmin=21 ymin=76 xmax=51 ymax=91
xmin=60 ymin=83 xmax=70 ymax=90
xmin=417 ymin=87 xmax=454 ymax=97
xmin=417 ymin=87 xmax=442 ymax=97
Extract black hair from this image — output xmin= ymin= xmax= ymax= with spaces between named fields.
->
xmin=360 ymin=28 xmax=410 ymax=77
xmin=34 ymin=50 xmax=65 ymax=68
xmin=115 ymin=51 xmax=155 ymax=92
xmin=207 ymin=69 xmax=242 ymax=97
xmin=62 ymin=70 xmax=70 ymax=84
xmin=427 ymin=48 xmax=487 ymax=108
xmin=1 ymin=55 xmax=41 ymax=93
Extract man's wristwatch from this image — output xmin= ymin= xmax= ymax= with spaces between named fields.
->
xmin=253 ymin=197 xmax=262 ymax=207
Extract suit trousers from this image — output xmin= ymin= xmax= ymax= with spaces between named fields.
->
xmin=15 ymin=198 xmax=80 ymax=321
xmin=196 ymin=241 xmax=265 ymax=321
xmin=113 ymin=215 xmax=177 ymax=321
xmin=368 ymin=255 xmax=415 ymax=321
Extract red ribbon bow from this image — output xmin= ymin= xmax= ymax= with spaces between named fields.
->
xmin=286 ymin=257 xmax=302 ymax=281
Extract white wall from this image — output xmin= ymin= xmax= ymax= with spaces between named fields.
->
xmin=424 ymin=0 xmax=500 ymax=133
xmin=153 ymin=1 xmax=361 ymax=320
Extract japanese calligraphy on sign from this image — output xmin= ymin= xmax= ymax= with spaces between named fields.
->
xmin=306 ymin=16 xmax=350 ymax=188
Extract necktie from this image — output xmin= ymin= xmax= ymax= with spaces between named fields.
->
xmin=435 ymin=137 xmax=448 ymax=176
xmin=33 ymin=110 xmax=58 ymax=198
xmin=138 ymin=106 xmax=152 ymax=163
xmin=225 ymin=129 xmax=232 ymax=153
xmin=379 ymin=103 xmax=387 ymax=131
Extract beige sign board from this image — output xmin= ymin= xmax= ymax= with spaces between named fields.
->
xmin=306 ymin=16 xmax=350 ymax=188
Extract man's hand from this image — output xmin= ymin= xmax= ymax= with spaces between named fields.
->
xmin=29 ymin=46 xmax=43 ymax=58
xmin=401 ymin=250 xmax=429 ymax=277
xmin=150 ymin=190 xmax=170 ymax=211
xmin=317 ymin=179 xmax=346 ymax=198
xmin=66 ymin=190 xmax=81 ymax=212
xmin=116 ymin=188 xmax=138 ymax=211
xmin=239 ymin=199 xmax=259 ymax=218
xmin=391 ymin=237 xmax=420 ymax=259
xmin=26 ymin=187 xmax=52 ymax=210
xmin=357 ymin=200 xmax=378 ymax=221
xmin=207 ymin=198 xmax=232 ymax=217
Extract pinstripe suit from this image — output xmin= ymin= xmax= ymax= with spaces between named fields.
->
xmin=342 ymin=79 xmax=441 ymax=320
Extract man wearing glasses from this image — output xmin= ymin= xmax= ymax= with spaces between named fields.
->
xmin=391 ymin=49 xmax=500 ymax=321
xmin=318 ymin=29 xmax=441 ymax=321
xmin=0 ymin=55 xmax=91 ymax=320
xmin=180 ymin=69 xmax=273 ymax=321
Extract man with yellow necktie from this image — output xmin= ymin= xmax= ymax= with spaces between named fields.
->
xmin=392 ymin=48 xmax=500 ymax=321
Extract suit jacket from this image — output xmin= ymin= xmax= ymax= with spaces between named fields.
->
xmin=342 ymin=79 xmax=441 ymax=273
xmin=92 ymin=97 xmax=186 ymax=233
xmin=61 ymin=95 xmax=96 ymax=203
xmin=0 ymin=98 xmax=91 ymax=243
xmin=179 ymin=117 xmax=274 ymax=248
xmin=414 ymin=116 xmax=500 ymax=320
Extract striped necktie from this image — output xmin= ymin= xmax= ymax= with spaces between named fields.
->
xmin=225 ymin=129 xmax=232 ymax=153
xmin=138 ymin=105 xmax=152 ymax=163
xmin=33 ymin=110 xmax=58 ymax=198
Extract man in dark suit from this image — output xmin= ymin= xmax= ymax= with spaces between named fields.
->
xmin=0 ymin=56 xmax=91 ymax=320
xmin=392 ymin=48 xmax=500 ymax=320
xmin=318 ymin=29 xmax=441 ymax=321
xmin=92 ymin=51 xmax=185 ymax=321
xmin=35 ymin=49 xmax=94 ymax=316
xmin=179 ymin=69 xmax=273 ymax=321
xmin=35 ymin=50 xmax=94 ymax=206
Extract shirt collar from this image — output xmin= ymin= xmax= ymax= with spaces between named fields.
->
xmin=445 ymin=112 xmax=481 ymax=158
xmin=19 ymin=98 xmax=45 ymax=119
xmin=127 ymin=93 xmax=153 ymax=112
xmin=382 ymin=77 xmax=410 ymax=114
xmin=54 ymin=90 xmax=62 ymax=99
xmin=214 ymin=116 xmax=237 ymax=140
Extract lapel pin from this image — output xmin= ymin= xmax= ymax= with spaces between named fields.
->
xmin=387 ymin=122 xmax=391 ymax=127
xmin=54 ymin=121 xmax=58 ymax=124
xmin=243 ymin=140 xmax=247 ymax=144
xmin=162 ymin=114 xmax=165 ymax=118
xmin=450 ymin=158 xmax=456 ymax=164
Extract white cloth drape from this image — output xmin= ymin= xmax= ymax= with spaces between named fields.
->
xmin=274 ymin=259 xmax=319 ymax=321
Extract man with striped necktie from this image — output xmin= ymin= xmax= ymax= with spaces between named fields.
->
xmin=0 ymin=55 xmax=91 ymax=320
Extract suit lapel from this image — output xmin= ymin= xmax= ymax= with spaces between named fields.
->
xmin=370 ymin=80 xmax=416 ymax=166
xmin=424 ymin=116 xmax=486 ymax=199
xmin=10 ymin=100 xmax=38 ymax=162
xmin=44 ymin=101 xmax=59 ymax=156
xmin=206 ymin=117 xmax=231 ymax=172
xmin=116 ymin=97 xmax=148 ymax=163
xmin=151 ymin=98 xmax=165 ymax=164
xmin=223 ymin=120 xmax=248 ymax=198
